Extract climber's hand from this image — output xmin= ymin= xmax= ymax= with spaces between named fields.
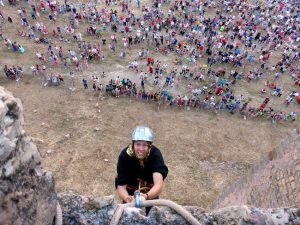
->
xmin=139 ymin=195 xmax=146 ymax=201
xmin=125 ymin=195 xmax=134 ymax=203
xmin=140 ymin=193 xmax=148 ymax=201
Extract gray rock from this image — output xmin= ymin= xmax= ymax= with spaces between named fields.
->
xmin=0 ymin=86 xmax=57 ymax=225
xmin=94 ymin=195 xmax=115 ymax=208
xmin=0 ymin=135 xmax=15 ymax=162
xmin=57 ymin=192 xmax=300 ymax=225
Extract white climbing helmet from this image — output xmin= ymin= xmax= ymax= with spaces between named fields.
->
xmin=131 ymin=126 xmax=154 ymax=142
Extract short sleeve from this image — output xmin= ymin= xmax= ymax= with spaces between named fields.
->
xmin=116 ymin=150 xmax=128 ymax=186
xmin=149 ymin=147 xmax=168 ymax=179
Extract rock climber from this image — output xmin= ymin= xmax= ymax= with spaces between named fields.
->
xmin=115 ymin=126 xmax=168 ymax=211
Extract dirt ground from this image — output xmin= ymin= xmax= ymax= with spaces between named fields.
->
xmin=0 ymin=1 xmax=298 ymax=208
xmin=2 ymin=78 xmax=296 ymax=207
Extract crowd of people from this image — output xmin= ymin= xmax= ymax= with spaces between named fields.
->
xmin=3 ymin=65 xmax=23 ymax=80
xmin=99 ymin=75 xmax=296 ymax=123
xmin=1 ymin=0 xmax=299 ymax=123
xmin=4 ymin=38 xmax=25 ymax=53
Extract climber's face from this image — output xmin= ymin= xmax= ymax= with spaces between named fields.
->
xmin=133 ymin=141 xmax=150 ymax=159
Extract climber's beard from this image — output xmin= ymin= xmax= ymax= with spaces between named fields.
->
xmin=133 ymin=141 xmax=150 ymax=159
xmin=135 ymin=150 xmax=149 ymax=159
xmin=135 ymin=150 xmax=149 ymax=168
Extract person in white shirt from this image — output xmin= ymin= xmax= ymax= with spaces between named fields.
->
xmin=69 ymin=71 xmax=76 ymax=91
xmin=30 ymin=65 xmax=36 ymax=78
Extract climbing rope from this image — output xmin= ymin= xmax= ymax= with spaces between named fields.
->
xmin=55 ymin=202 xmax=63 ymax=225
xmin=109 ymin=199 xmax=202 ymax=225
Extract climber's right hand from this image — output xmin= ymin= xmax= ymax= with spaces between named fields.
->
xmin=139 ymin=196 xmax=146 ymax=201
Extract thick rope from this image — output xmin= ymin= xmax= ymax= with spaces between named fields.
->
xmin=55 ymin=202 xmax=63 ymax=225
xmin=110 ymin=199 xmax=202 ymax=225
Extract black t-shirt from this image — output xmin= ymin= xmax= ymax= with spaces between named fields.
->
xmin=116 ymin=145 xmax=168 ymax=188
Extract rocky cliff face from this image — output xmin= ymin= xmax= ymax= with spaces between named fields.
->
xmin=58 ymin=192 xmax=300 ymax=225
xmin=0 ymin=87 xmax=57 ymax=225
xmin=211 ymin=128 xmax=300 ymax=209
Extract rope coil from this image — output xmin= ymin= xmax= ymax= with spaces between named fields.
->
xmin=110 ymin=199 xmax=202 ymax=225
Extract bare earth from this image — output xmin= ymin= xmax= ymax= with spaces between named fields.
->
xmin=0 ymin=1 xmax=298 ymax=208
xmin=2 ymin=78 xmax=295 ymax=207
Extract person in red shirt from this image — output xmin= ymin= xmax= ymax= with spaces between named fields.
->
xmin=216 ymin=86 xmax=223 ymax=95
xmin=147 ymin=57 xmax=152 ymax=66
xmin=148 ymin=66 xmax=153 ymax=74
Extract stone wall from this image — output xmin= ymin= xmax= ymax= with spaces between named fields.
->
xmin=0 ymin=87 xmax=57 ymax=225
xmin=58 ymin=192 xmax=300 ymax=225
xmin=211 ymin=127 xmax=300 ymax=209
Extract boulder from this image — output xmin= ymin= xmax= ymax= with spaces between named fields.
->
xmin=0 ymin=87 xmax=57 ymax=225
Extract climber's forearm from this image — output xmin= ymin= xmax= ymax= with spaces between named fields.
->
xmin=117 ymin=185 xmax=134 ymax=203
xmin=146 ymin=172 xmax=164 ymax=199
